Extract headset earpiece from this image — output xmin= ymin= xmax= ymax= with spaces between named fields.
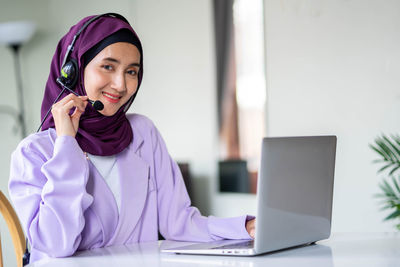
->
xmin=60 ymin=58 xmax=78 ymax=88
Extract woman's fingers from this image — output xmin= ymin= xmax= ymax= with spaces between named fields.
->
xmin=246 ymin=219 xmax=256 ymax=239
xmin=51 ymin=94 xmax=88 ymax=137
xmin=62 ymin=99 xmax=85 ymax=114
xmin=52 ymin=94 xmax=87 ymax=113
xmin=71 ymin=101 xmax=88 ymax=130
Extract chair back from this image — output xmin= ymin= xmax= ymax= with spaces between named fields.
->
xmin=0 ymin=190 xmax=26 ymax=267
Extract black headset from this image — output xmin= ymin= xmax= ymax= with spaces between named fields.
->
xmin=36 ymin=13 xmax=130 ymax=133
xmin=59 ymin=13 xmax=130 ymax=89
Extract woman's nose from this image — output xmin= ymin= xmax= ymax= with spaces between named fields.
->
xmin=111 ymin=72 xmax=126 ymax=92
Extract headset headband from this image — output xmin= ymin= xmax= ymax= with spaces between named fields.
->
xmin=60 ymin=13 xmax=129 ymax=70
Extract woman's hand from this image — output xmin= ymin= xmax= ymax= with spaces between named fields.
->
xmin=246 ymin=218 xmax=256 ymax=239
xmin=51 ymin=94 xmax=88 ymax=137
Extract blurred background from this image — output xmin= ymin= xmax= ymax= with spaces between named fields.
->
xmin=1 ymin=0 xmax=400 ymax=266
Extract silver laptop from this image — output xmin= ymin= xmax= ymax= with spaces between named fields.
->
xmin=161 ymin=136 xmax=337 ymax=256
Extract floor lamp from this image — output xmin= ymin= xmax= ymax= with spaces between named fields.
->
xmin=0 ymin=21 xmax=36 ymax=139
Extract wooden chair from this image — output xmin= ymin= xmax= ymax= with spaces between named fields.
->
xmin=0 ymin=190 xmax=26 ymax=267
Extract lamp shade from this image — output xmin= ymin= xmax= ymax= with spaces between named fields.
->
xmin=0 ymin=21 xmax=36 ymax=46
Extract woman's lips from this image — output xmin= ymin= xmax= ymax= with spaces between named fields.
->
xmin=102 ymin=92 xmax=121 ymax=103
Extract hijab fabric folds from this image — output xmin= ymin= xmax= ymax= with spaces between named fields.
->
xmin=40 ymin=14 xmax=143 ymax=156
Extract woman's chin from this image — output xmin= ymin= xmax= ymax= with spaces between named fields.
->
xmin=98 ymin=108 xmax=118 ymax=117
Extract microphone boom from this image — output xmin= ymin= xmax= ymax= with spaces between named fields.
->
xmin=56 ymin=77 xmax=104 ymax=111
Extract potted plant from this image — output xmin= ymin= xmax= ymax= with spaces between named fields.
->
xmin=370 ymin=134 xmax=400 ymax=230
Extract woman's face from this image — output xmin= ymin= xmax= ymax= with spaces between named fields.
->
xmin=84 ymin=42 xmax=141 ymax=116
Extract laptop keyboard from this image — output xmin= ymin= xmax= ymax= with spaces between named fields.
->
xmin=211 ymin=240 xmax=254 ymax=250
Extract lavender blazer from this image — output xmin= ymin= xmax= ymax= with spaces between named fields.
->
xmin=8 ymin=114 xmax=252 ymax=263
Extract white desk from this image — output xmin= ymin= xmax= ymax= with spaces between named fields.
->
xmin=28 ymin=233 xmax=399 ymax=267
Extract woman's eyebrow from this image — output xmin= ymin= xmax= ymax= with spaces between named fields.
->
xmin=103 ymin=57 xmax=141 ymax=67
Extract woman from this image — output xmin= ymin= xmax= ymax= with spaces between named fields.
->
xmin=8 ymin=13 xmax=255 ymax=263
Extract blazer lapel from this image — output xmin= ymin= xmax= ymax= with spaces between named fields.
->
xmin=106 ymin=140 xmax=150 ymax=245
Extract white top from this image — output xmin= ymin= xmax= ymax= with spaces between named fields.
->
xmin=87 ymin=153 xmax=121 ymax=213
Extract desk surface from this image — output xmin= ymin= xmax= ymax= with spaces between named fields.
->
xmin=29 ymin=233 xmax=399 ymax=267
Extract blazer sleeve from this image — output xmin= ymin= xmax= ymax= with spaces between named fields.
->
xmin=8 ymin=135 xmax=93 ymax=258
xmin=151 ymin=126 xmax=253 ymax=242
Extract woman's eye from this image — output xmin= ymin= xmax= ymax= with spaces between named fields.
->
xmin=127 ymin=70 xmax=137 ymax=76
xmin=102 ymin=65 xmax=113 ymax=70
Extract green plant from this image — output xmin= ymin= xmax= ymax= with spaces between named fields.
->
xmin=370 ymin=134 xmax=400 ymax=230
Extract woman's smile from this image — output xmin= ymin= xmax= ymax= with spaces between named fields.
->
xmin=102 ymin=92 xmax=122 ymax=103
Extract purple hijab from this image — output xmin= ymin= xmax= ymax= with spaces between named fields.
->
xmin=40 ymin=14 xmax=143 ymax=156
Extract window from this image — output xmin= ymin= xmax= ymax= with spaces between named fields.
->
xmin=215 ymin=0 xmax=266 ymax=193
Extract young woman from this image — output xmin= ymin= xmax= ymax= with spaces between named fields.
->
xmin=8 ymin=13 xmax=255 ymax=263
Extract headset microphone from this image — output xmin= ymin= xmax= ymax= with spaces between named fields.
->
xmin=36 ymin=79 xmax=104 ymax=132
xmin=56 ymin=77 xmax=104 ymax=111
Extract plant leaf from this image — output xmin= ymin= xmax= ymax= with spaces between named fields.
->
xmin=391 ymin=134 xmax=400 ymax=151
xmin=374 ymin=193 xmax=386 ymax=198
xmin=392 ymin=176 xmax=400 ymax=195
xmin=380 ymin=180 xmax=394 ymax=194
xmin=382 ymin=135 xmax=400 ymax=162
xmin=376 ymin=139 xmax=394 ymax=161
xmin=383 ymin=209 xmax=400 ymax=221
xmin=378 ymin=164 xmax=393 ymax=174
xmin=389 ymin=166 xmax=400 ymax=176
xmin=373 ymin=138 xmax=393 ymax=161
xmin=372 ymin=136 xmax=400 ymax=176
xmin=370 ymin=144 xmax=387 ymax=160
xmin=380 ymin=206 xmax=394 ymax=211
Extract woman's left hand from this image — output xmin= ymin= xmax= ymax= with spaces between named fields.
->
xmin=246 ymin=218 xmax=256 ymax=239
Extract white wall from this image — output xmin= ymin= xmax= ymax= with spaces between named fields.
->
xmin=264 ymin=0 xmax=400 ymax=232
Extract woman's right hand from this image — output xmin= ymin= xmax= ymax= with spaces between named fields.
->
xmin=51 ymin=93 xmax=88 ymax=137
